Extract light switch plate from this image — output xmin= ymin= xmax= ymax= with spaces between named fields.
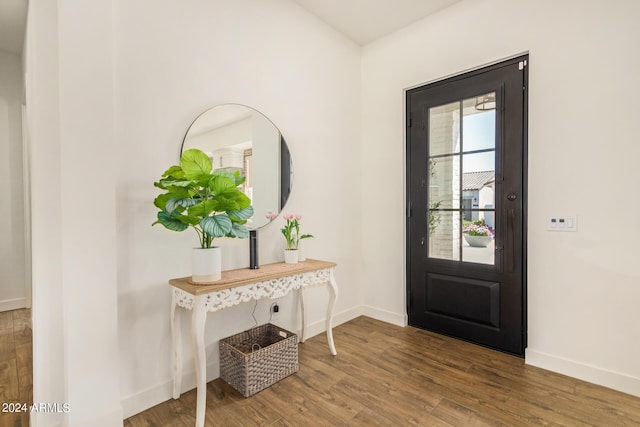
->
xmin=548 ymin=216 xmax=577 ymax=232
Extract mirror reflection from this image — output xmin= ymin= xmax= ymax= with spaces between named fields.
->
xmin=181 ymin=104 xmax=292 ymax=230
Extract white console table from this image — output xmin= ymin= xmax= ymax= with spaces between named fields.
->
xmin=169 ymin=259 xmax=338 ymax=427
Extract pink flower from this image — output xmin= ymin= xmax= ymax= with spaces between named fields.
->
xmin=281 ymin=212 xmax=313 ymax=250
xmin=265 ymin=213 xmax=278 ymax=220
xmin=463 ymin=223 xmax=493 ymax=237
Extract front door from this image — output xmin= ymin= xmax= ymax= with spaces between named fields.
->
xmin=406 ymin=56 xmax=528 ymax=356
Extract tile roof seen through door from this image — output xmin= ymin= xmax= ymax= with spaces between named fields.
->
xmin=463 ymin=171 xmax=495 ymax=191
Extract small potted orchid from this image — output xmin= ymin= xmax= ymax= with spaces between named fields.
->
xmin=280 ymin=214 xmax=313 ymax=264
xmin=462 ymin=219 xmax=494 ymax=248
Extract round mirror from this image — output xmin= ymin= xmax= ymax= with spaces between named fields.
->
xmin=181 ymin=104 xmax=292 ymax=230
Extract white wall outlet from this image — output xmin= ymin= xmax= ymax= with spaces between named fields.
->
xmin=548 ymin=215 xmax=577 ymax=232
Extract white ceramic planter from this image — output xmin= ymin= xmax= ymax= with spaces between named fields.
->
xmin=192 ymin=247 xmax=222 ymax=283
xmin=284 ymin=249 xmax=299 ymax=264
xmin=463 ymin=234 xmax=493 ymax=248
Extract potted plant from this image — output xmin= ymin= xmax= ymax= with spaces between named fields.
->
xmin=281 ymin=214 xmax=313 ymax=264
xmin=462 ymin=219 xmax=494 ymax=248
xmin=153 ymin=148 xmax=253 ymax=283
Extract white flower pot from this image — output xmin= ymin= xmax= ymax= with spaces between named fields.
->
xmin=463 ymin=234 xmax=493 ymax=248
xmin=192 ymin=247 xmax=222 ymax=283
xmin=284 ymin=249 xmax=299 ymax=264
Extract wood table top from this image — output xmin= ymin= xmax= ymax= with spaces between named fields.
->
xmin=169 ymin=259 xmax=337 ymax=296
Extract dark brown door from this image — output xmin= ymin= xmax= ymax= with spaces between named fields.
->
xmin=406 ymin=56 xmax=528 ymax=356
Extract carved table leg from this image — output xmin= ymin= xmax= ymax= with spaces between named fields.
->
xmin=326 ymin=269 xmax=338 ymax=355
xmin=298 ymin=288 xmax=306 ymax=343
xmin=171 ymin=291 xmax=182 ymax=399
xmin=190 ymin=296 xmax=208 ymax=427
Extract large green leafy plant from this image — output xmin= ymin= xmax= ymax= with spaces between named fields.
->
xmin=153 ymin=149 xmax=254 ymax=248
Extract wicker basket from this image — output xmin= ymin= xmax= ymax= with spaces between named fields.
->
xmin=219 ymin=323 xmax=298 ymax=397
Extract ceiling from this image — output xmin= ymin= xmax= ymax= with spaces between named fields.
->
xmin=0 ymin=0 xmax=461 ymax=56
xmin=292 ymin=0 xmax=461 ymax=45
xmin=0 ymin=0 xmax=28 ymax=55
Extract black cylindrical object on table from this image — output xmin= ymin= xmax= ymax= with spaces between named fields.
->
xmin=249 ymin=230 xmax=259 ymax=269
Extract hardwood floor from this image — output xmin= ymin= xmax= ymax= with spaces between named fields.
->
xmin=0 ymin=309 xmax=32 ymax=427
xmin=125 ymin=316 xmax=640 ymax=426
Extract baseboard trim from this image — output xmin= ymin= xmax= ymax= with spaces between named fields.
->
xmin=360 ymin=305 xmax=407 ymax=327
xmin=300 ymin=305 xmax=407 ymax=338
xmin=121 ymin=380 xmax=172 ymax=420
xmin=121 ymin=360 xmax=220 ymax=419
xmin=69 ymin=406 xmax=124 ymax=427
xmin=302 ymin=305 xmax=364 ymax=340
xmin=0 ymin=298 xmax=27 ymax=312
xmin=526 ymin=348 xmax=640 ymax=398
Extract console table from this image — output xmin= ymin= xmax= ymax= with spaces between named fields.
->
xmin=169 ymin=259 xmax=338 ymax=427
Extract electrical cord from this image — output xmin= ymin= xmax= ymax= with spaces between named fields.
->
xmin=251 ymin=299 xmax=258 ymax=328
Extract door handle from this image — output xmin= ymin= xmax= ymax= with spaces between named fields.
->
xmin=507 ymin=208 xmax=515 ymax=273
xmin=507 ymin=193 xmax=518 ymax=201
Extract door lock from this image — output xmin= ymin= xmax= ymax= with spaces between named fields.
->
xmin=507 ymin=193 xmax=518 ymax=201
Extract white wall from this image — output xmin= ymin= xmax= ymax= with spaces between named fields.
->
xmin=25 ymin=2 xmax=66 ymax=424
xmin=361 ymin=0 xmax=640 ymax=397
xmin=27 ymin=0 xmax=123 ymax=425
xmin=114 ymin=0 xmax=362 ymax=417
xmin=0 ymin=49 xmax=26 ymax=312
xmin=26 ymin=0 xmax=362 ymax=422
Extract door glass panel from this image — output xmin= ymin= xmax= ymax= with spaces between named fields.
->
xmin=462 ymin=152 xmax=495 ymax=210
xmin=462 ymin=151 xmax=494 ymax=174
xmin=462 ymin=213 xmax=495 ymax=265
xmin=428 ymin=210 xmax=461 ymax=261
xmin=428 ymin=91 xmax=497 ymax=266
xmin=429 ymin=101 xmax=460 ymax=156
xmin=461 ymin=96 xmax=496 ymax=265
xmin=463 ymin=94 xmax=496 ymax=152
xmin=429 ymin=155 xmax=460 ymax=209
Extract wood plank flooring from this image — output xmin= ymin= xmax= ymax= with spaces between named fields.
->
xmin=0 ymin=309 xmax=33 ymax=427
xmin=125 ymin=316 xmax=640 ymax=426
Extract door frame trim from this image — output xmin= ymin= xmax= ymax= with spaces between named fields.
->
xmin=405 ymin=51 xmax=530 ymax=92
